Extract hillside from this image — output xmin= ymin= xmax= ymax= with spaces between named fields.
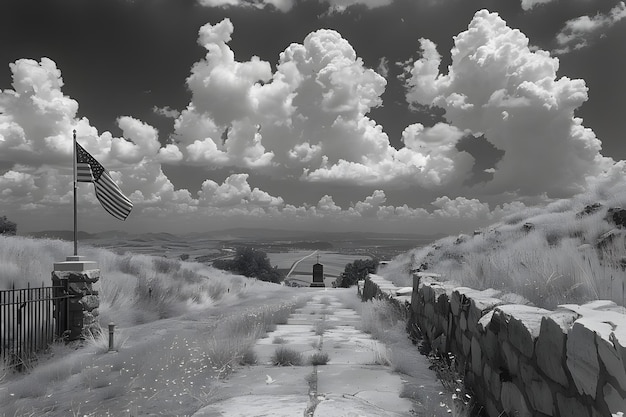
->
xmin=380 ymin=180 xmax=626 ymax=310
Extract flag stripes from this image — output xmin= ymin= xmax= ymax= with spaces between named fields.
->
xmin=76 ymin=163 xmax=93 ymax=182
xmin=93 ymin=171 xmax=133 ymax=221
xmin=75 ymin=142 xmax=133 ymax=221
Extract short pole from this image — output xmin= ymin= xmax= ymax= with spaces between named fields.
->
xmin=108 ymin=322 xmax=115 ymax=351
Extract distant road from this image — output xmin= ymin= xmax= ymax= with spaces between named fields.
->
xmin=285 ymin=250 xmax=318 ymax=279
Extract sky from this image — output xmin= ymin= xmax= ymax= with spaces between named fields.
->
xmin=1 ymin=0 xmax=626 ymax=236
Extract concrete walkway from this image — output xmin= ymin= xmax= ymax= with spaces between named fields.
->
xmin=193 ymin=291 xmax=444 ymax=417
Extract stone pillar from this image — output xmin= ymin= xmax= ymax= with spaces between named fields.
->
xmin=52 ymin=256 xmax=100 ymax=341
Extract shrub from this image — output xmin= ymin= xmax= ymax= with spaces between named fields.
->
xmin=272 ymin=336 xmax=287 ymax=344
xmin=272 ymin=347 xmax=303 ymax=366
xmin=213 ymin=247 xmax=284 ymax=283
xmin=0 ymin=216 xmax=16 ymax=236
xmin=309 ymin=351 xmax=329 ymax=365
xmin=313 ymin=318 xmax=334 ymax=336
xmin=240 ymin=348 xmax=257 ymax=365
xmin=336 ymin=258 xmax=379 ymax=288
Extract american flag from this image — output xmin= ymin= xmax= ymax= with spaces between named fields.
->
xmin=76 ymin=142 xmax=133 ymax=221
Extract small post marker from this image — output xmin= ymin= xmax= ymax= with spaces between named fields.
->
xmin=108 ymin=323 xmax=115 ymax=351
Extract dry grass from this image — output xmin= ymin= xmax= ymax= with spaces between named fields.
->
xmin=382 ymin=193 xmax=626 ymax=308
xmin=0 ymin=233 xmax=308 ymax=416
xmin=272 ymin=336 xmax=287 ymax=344
xmin=309 ymin=351 xmax=329 ymax=366
xmin=272 ymin=347 xmax=303 ymax=366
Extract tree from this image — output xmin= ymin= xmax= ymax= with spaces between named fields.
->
xmin=213 ymin=246 xmax=284 ymax=284
xmin=0 ymin=216 xmax=16 ymax=236
xmin=336 ymin=258 xmax=379 ymax=288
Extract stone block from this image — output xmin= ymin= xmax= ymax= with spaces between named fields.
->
xmin=462 ymin=333 xmax=471 ymax=357
xmin=614 ymin=327 xmax=626 ymax=393
xmin=432 ymin=334 xmax=447 ymax=355
xmin=485 ymin=396 xmax=501 ymax=417
xmin=501 ymin=382 xmax=531 ymax=417
xmin=468 ymin=296 xmax=504 ymax=335
xmin=582 ymin=299 xmax=621 ymax=311
xmin=477 ymin=310 xmax=495 ymax=334
xmin=451 ymin=287 xmax=480 ymax=314
xmin=424 ymin=303 xmax=435 ymax=321
xmin=502 ymin=341 xmax=519 ymax=377
xmin=435 ymin=292 xmax=450 ymax=316
xmin=436 ymin=313 xmax=447 ymax=335
xmin=536 ymin=310 xmax=578 ymax=387
xmin=566 ymin=322 xmax=600 ymax=399
xmin=556 ymin=393 xmax=590 ymax=417
xmin=53 ymin=269 xmax=100 ymax=283
xmin=491 ymin=310 xmax=509 ymax=343
xmin=460 ymin=313 xmax=468 ymax=331
xmin=422 ymin=284 xmax=435 ymax=304
xmin=598 ymin=333 xmax=626 ymax=393
xmin=471 ymin=336 xmax=482 ymax=377
xmin=520 ymin=360 xmax=553 ymax=416
xmin=481 ymin=328 xmax=500 ymax=363
xmin=454 ymin=322 xmax=462 ymax=344
xmin=79 ymin=295 xmax=100 ymax=311
xmin=591 ymin=407 xmax=607 ymax=417
xmin=67 ymin=281 xmax=97 ymax=297
xmin=483 ymin=362 xmax=502 ymax=400
xmin=495 ymin=305 xmax=550 ymax=358
xmin=603 ymin=382 xmax=626 ymax=415
xmin=450 ymin=291 xmax=461 ymax=316
xmin=83 ymin=311 xmax=98 ymax=326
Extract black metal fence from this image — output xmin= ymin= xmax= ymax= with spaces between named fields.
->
xmin=0 ymin=283 xmax=71 ymax=369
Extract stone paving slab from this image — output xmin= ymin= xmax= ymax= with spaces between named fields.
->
xmin=314 ymin=394 xmax=409 ymax=417
xmin=316 ymin=364 xmax=414 ymax=414
xmin=324 ymin=344 xmax=378 ymax=365
xmin=208 ymin=365 xmax=310 ymax=399
xmin=193 ymin=394 xmax=309 ymax=417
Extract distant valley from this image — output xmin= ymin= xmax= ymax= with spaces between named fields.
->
xmin=25 ymin=228 xmax=445 ymax=271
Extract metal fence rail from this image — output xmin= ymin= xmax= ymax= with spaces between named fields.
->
xmin=0 ymin=283 xmax=70 ymax=369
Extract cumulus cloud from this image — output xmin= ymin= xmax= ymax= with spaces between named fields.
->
xmin=520 ymin=0 xmax=555 ymax=11
xmin=170 ymin=19 xmax=474 ymax=188
xmin=324 ymin=0 xmax=393 ymax=13
xmin=431 ymin=196 xmax=491 ymax=219
xmin=198 ymin=173 xmax=283 ymax=208
xmin=0 ymin=58 xmax=78 ymax=166
xmin=197 ymin=0 xmax=294 ymax=12
xmin=153 ymin=105 xmax=180 ymax=119
xmin=401 ymin=9 xmax=612 ymax=197
xmin=554 ymin=2 xmax=626 ymax=54
xmin=196 ymin=0 xmax=392 ymax=13
xmin=0 ymin=58 xmax=200 ymax=227
xmin=376 ymin=57 xmax=389 ymax=78
xmin=0 ymin=18 xmax=545 ymax=235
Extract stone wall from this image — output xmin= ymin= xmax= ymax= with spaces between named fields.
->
xmin=360 ymin=274 xmax=412 ymax=310
xmin=408 ymin=275 xmax=626 ymax=417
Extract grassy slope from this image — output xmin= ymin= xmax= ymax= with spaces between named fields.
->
xmin=0 ymin=236 xmax=308 ymax=416
xmin=380 ymin=180 xmax=626 ymax=309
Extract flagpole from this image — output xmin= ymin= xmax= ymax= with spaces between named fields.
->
xmin=73 ymin=129 xmax=78 ymax=256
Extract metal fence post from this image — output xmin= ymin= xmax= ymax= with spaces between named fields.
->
xmin=108 ymin=322 xmax=115 ymax=351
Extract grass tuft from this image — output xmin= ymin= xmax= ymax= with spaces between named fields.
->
xmin=271 ymin=347 xmax=303 ymax=366
xmin=309 ymin=351 xmax=329 ymax=366
xmin=240 ymin=348 xmax=257 ymax=365
xmin=272 ymin=336 xmax=287 ymax=344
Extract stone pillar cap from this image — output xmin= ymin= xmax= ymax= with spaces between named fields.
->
xmin=54 ymin=255 xmax=99 ymax=272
